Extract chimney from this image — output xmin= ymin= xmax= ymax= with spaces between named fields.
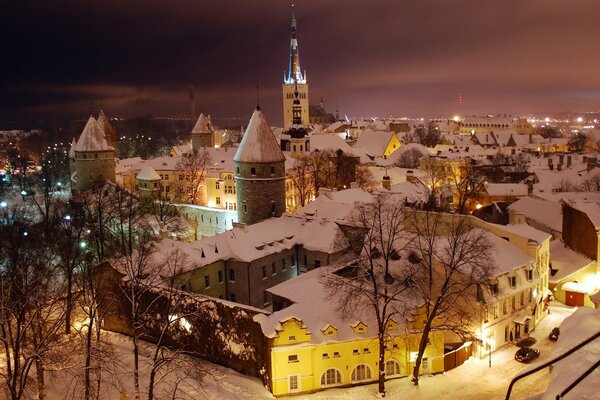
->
xmin=557 ymin=163 xmax=562 ymax=171
xmin=527 ymin=181 xmax=534 ymax=195
xmin=583 ymin=156 xmax=588 ymax=163
xmin=406 ymin=170 xmax=416 ymax=183
xmin=567 ymin=155 xmax=572 ymax=167
xmin=382 ymin=175 xmax=391 ymax=190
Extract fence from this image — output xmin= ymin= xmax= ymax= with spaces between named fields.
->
xmin=444 ymin=341 xmax=473 ymax=371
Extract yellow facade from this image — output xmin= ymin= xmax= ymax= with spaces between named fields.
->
xmin=269 ymin=317 xmax=445 ymax=397
xmin=383 ymin=133 xmax=403 ymax=158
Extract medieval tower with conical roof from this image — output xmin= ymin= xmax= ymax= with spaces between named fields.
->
xmin=282 ymin=11 xmax=309 ymax=127
xmin=191 ymin=113 xmax=215 ymax=150
xmin=70 ymin=113 xmax=116 ymax=192
xmin=234 ymin=107 xmax=286 ymax=225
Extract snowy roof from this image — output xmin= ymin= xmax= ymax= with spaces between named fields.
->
xmin=234 ymin=108 xmax=285 ymax=164
xmin=387 ymin=179 xmax=430 ymax=203
xmin=485 ymin=232 xmax=533 ymax=275
xmin=461 ymin=115 xmax=515 ymax=126
xmin=353 ymin=129 xmax=396 ymax=156
xmin=296 ymin=188 xmax=373 ymax=221
xmin=136 ymin=165 xmax=161 ymax=181
xmin=255 ymin=266 xmax=409 ymax=344
xmin=507 ymin=196 xmax=563 ymax=233
xmin=486 ymin=222 xmax=551 ymax=244
xmin=191 ymin=113 xmax=212 ymax=134
xmin=155 ymin=215 xmax=351 ymax=275
xmin=549 ymin=239 xmax=594 ymax=283
xmin=73 ymin=116 xmax=114 ymax=152
xmin=309 ymin=134 xmax=361 ymax=157
xmin=543 ymin=307 xmax=600 ymax=399
xmin=484 ymin=183 xmax=528 ymax=197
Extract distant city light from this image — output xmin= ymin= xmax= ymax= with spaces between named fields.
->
xmin=453 ymin=115 xmax=460 ymax=122
xmin=577 ymin=117 xmax=583 ymax=123
xmin=544 ymin=117 xmax=550 ymax=123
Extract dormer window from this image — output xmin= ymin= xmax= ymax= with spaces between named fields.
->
xmin=508 ymin=276 xmax=517 ymax=288
xmin=490 ymin=282 xmax=499 ymax=295
xmin=288 ymin=335 xmax=296 ymax=342
xmin=527 ymin=269 xmax=533 ymax=281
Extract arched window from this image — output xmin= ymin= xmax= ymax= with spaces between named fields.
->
xmin=320 ymin=368 xmax=342 ymax=386
xmin=385 ymin=360 xmax=402 ymax=377
xmin=306 ymin=141 xmax=310 ymax=151
xmin=351 ymin=364 xmax=372 ymax=382
xmin=286 ymin=142 xmax=291 ymax=151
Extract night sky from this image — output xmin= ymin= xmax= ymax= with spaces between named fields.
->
xmin=2 ymin=0 xmax=600 ymax=126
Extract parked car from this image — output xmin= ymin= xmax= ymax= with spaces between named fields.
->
xmin=549 ymin=327 xmax=560 ymax=341
xmin=515 ymin=347 xmax=540 ymax=363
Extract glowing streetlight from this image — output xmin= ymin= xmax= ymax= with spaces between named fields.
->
xmin=0 ymin=201 xmax=7 ymax=208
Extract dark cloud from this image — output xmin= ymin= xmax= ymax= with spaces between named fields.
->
xmin=2 ymin=0 xmax=600 ymax=126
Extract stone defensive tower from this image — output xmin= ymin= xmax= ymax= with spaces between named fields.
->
xmin=234 ymin=107 xmax=286 ymax=225
xmin=70 ymin=116 xmax=116 ymax=192
xmin=191 ymin=113 xmax=215 ymax=150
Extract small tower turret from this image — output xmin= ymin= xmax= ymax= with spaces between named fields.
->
xmin=71 ymin=116 xmax=116 ymax=193
xmin=191 ymin=113 xmax=215 ymax=150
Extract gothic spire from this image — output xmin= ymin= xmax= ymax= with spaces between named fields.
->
xmin=285 ymin=7 xmax=306 ymax=84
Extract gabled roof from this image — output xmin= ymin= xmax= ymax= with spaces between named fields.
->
xmin=73 ymin=116 xmax=114 ymax=152
xmin=136 ymin=165 xmax=161 ymax=181
xmin=191 ymin=113 xmax=212 ymax=134
xmin=234 ymin=107 xmax=286 ymax=163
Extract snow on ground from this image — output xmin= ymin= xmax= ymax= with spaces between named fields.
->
xmin=36 ymin=304 xmax=573 ymax=400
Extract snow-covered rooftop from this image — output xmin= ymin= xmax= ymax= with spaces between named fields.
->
xmin=549 ymin=239 xmax=594 ymax=283
xmin=136 ymin=165 xmax=161 ymax=181
xmin=234 ymin=108 xmax=286 ymax=164
xmin=507 ymin=196 xmax=563 ymax=233
xmin=191 ymin=113 xmax=212 ymax=134
xmin=73 ymin=116 xmax=114 ymax=152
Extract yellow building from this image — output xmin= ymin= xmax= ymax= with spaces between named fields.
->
xmin=257 ymin=269 xmax=445 ymax=397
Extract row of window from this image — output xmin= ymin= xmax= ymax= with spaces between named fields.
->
xmin=261 ymin=257 xmax=295 ymax=279
xmin=287 ymin=362 xmax=402 ymax=392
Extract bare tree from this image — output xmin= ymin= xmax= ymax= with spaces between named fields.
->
xmin=354 ymin=164 xmax=375 ymax=191
xmin=0 ymin=207 xmax=66 ymax=400
xmin=407 ymin=211 xmax=495 ymax=385
xmin=395 ymin=147 xmax=427 ymax=169
xmin=145 ymin=249 xmax=205 ymax=400
xmin=289 ymin=157 xmax=313 ymax=208
xmin=175 ymin=149 xmax=212 ymax=205
xmin=449 ymin=160 xmax=484 ymax=214
xmin=322 ymin=194 xmax=413 ymax=397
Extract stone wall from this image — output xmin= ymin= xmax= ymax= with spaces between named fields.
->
xmin=96 ymin=262 xmax=271 ymax=384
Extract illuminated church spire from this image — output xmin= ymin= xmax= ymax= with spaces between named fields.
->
xmin=282 ymin=7 xmax=309 ymax=126
xmin=285 ymin=8 xmax=306 ymax=84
